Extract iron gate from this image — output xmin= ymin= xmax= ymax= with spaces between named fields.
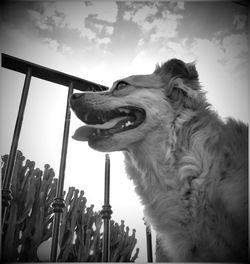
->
xmin=1 ymin=53 xmax=153 ymax=262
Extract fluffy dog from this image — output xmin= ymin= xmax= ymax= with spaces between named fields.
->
xmin=70 ymin=59 xmax=248 ymax=262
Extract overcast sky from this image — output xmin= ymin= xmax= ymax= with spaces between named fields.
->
xmin=0 ymin=1 xmax=249 ymax=262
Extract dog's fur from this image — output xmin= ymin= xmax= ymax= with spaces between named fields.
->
xmin=70 ymin=59 xmax=248 ymax=262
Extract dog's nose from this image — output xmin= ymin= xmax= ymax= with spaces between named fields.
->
xmin=70 ymin=93 xmax=84 ymax=101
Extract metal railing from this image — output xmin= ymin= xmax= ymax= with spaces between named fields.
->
xmin=1 ymin=53 xmax=153 ymax=262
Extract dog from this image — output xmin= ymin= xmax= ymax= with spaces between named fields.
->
xmin=70 ymin=59 xmax=248 ymax=262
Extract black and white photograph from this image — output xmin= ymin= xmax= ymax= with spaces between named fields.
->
xmin=1 ymin=0 xmax=249 ymax=262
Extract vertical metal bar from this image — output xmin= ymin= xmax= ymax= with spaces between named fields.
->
xmin=146 ymin=225 xmax=153 ymax=262
xmin=50 ymin=81 xmax=73 ymax=262
xmin=1 ymin=67 xmax=32 ymax=226
xmin=101 ymin=154 xmax=113 ymax=262
xmin=144 ymin=218 xmax=153 ymax=262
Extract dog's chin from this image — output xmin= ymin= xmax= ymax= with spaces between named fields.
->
xmin=87 ymin=129 xmax=145 ymax=152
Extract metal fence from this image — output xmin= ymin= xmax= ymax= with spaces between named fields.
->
xmin=1 ymin=53 xmax=153 ymax=262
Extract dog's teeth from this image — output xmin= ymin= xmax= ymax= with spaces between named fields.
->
xmin=125 ymin=121 xmax=133 ymax=127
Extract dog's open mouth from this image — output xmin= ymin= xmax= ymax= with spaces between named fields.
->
xmin=72 ymin=106 xmax=146 ymax=141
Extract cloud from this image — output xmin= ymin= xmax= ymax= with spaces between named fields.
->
xmin=149 ymin=12 xmax=183 ymax=42
xmin=42 ymin=1 xmax=117 ymax=29
xmin=165 ymin=39 xmax=195 ymax=61
xmin=44 ymin=38 xmax=59 ymax=51
xmin=132 ymin=5 xmax=158 ymax=23
xmin=191 ymin=38 xmax=224 ymax=63
xmin=84 ymin=16 xmax=114 ymax=45
xmin=88 ymin=1 xmax=118 ymax=23
xmin=83 ymin=27 xmax=96 ymax=41
xmin=28 ymin=1 xmax=117 ymax=45
xmin=61 ymin=44 xmax=73 ymax=55
xmin=96 ymin=37 xmax=111 ymax=45
xmin=124 ymin=3 xmax=183 ymax=46
xmin=28 ymin=9 xmax=54 ymax=31
xmin=168 ymin=1 xmax=185 ymax=12
xmin=123 ymin=10 xmax=131 ymax=21
xmin=50 ymin=1 xmax=117 ymax=33
xmin=105 ymin=26 xmax=114 ymax=35
xmin=42 ymin=37 xmax=73 ymax=56
xmin=222 ymin=33 xmax=248 ymax=62
xmin=190 ymin=32 xmax=248 ymax=79
xmin=233 ymin=14 xmax=248 ymax=31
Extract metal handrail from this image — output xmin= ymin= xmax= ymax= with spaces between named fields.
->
xmin=1 ymin=53 xmax=108 ymax=91
xmin=1 ymin=53 xmax=153 ymax=262
xmin=1 ymin=53 xmax=109 ymax=262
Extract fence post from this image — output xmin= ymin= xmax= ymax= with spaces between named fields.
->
xmin=144 ymin=218 xmax=153 ymax=262
xmin=50 ymin=81 xmax=73 ymax=262
xmin=101 ymin=154 xmax=113 ymax=262
xmin=1 ymin=67 xmax=32 ymax=226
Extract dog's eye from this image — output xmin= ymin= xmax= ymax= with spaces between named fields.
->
xmin=116 ymin=81 xmax=128 ymax=91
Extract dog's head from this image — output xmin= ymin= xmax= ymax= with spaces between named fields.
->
xmin=70 ymin=59 xmax=207 ymax=152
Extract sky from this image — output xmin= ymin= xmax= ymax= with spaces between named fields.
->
xmin=0 ymin=0 xmax=249 ymax=262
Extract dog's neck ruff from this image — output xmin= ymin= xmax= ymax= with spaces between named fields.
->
xmin=123 ymin=108 xmax=223 ymax=219
xmin=125 ymin=109 xmax=198 ymax=189
xmin=123 ymin=108 xmax=223 ymax=259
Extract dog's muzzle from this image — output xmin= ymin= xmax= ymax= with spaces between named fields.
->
xmin=70 ymin=92 xmax=146 ymax=141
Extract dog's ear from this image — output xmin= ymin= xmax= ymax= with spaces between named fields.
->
xmin=155 ymin=59 xmax=205 ymax=110
xmin=154 ymin=59 xmax=198 ymax=81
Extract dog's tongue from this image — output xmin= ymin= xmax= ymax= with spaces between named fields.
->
xmin=72 ymin=126 xmax=95 ymax=141
xmin=72 ymin=116 xmax=131 ymax=141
